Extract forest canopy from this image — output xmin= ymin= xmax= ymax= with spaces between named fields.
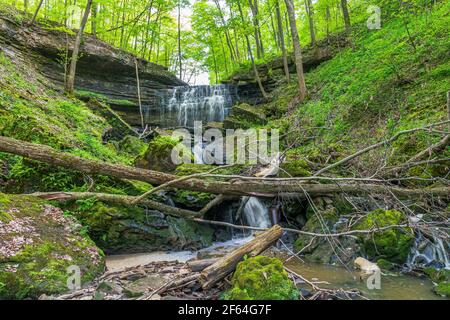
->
xmin=1 ymin=0 xmax=437 ymax=84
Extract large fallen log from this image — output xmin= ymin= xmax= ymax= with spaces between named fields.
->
xmin=1 ymin=136 xmax=449 ymax=198
xmin=200 ymin=225 xmax=283 ymax=289
xmin=32 ymin=192 xmax=201 ymax=218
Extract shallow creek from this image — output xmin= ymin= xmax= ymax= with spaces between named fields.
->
xmin=105 ymin=237 xmax=445 ymax=300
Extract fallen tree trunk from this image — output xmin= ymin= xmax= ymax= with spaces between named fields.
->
xmin=1 ymin=136 xmax=449 ymax=198
xmin=188 ymin=258 xmax=220 ymax=272
xmin=200 ymin=225 xmax=283 ymax=289
xmin=32 ymin=192 xmax=201 ymax=218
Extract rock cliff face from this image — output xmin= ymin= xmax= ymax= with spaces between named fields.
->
xmin=0 ymin=12 xmax=185 ymax=125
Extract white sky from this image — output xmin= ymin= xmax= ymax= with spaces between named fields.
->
xmin=176 ymin=4 xmax=210 ymax=85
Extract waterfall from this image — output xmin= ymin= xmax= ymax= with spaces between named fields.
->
xmin=147 ymin=84 xmax=236 ymax=128
xmin=406 ymin=232 xmax=450 ymax=270
xmin=243 ymin=197 xmax=272 ymax=229
xmin=193 ymin=142 xmax=204 ymax=164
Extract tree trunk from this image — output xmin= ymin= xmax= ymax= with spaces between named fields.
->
xmin=30 ymin=0 xmax=44 ymax=25
xmin=91 ymin=1 xmax=98 ymax=37
xmin=177 ymin=1 xmax=182 ymax=80
xmin=340 ymin=0 xmax=351 ymax=32
xmin=213 ymin=0 xmax=235 ymax=62
xmin=200 ymin=225 xmax=283 ymax=289
xmin=304 ymin=0 xmax=316 ymax=45
xmin=0 ymin=136 xmax=449 ymax=198
xmin=33 ymin=192 xmax=201 ymax=219
xmin=237 ymin=0 xmax=269 ymax=100
xmin=65 ymin=0 xmax=93 ymax=94
xmin=248 ymin=0 xmax=264 ymax=59
xmin=284 ymin=0 xmax=307 ymax=101
xmin=275 ymin=0 xmax=290 ymax=82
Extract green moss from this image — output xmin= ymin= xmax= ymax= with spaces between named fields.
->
xmin=0 ymin=193 xmax=104 ymax=299
xmin=424 ymin=268 xmax=450 ymax=283
xmin=135 ymin=136 xmax=192 ymax=172
xmin=65 ymin=199 xmax=213 ymax=253
xmin=223 ymin=256 xmax=299 ymax=300
xmin=376 ymin=259 xmax=395 ymax=271
xmin=434 ymin=282 xmax=450 ymax=297
xmin=353 ymin=209 xmax=414 ymax=264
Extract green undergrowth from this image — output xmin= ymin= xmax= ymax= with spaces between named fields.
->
xmin=0 ymin=51 xmax=146 ymax=194
xmin=259 ymin=3 xmax=449 ymax=178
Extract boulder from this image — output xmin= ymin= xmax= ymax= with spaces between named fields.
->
xmin=0 ymin=193 xmax=105 ymax=299
xmin=135 ymin=135 xmax=192 ymax=172
xmin=70 ymin=200 xmax=214 ymax=254
xmin=223 ymin=256 xmax=299 ymax=300
xmin=353 ymin=209 xmax=414 ymax=264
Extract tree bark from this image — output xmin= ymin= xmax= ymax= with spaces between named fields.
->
xmin=200 ymin=225 xmax=283 ymax=289
xmin=177 ymin=1 xmax=182 ymax=80
xmin=340 ymin=0 xmax=351 ymax=32
xmin=32 ymin=191 xmax=201 ymax=219
xmin=248 ymin=0 xmax=264 ymax=59
xmin=304 ymin=0 xmax=316 ymax=45
xmin=237 ymin=0 xmax=269 ymax=100
xmin=65 ymin=0 xmax=93 ymax=94
xmin=275 ymin=0 xmax=290 ymax=82
xmin=284 ymin=0 xmax=307 ymax=102
xmin=30 ymin=0 xmax=44 ymax=25
xmin=0 ymin=136 xmax=449 ymax=198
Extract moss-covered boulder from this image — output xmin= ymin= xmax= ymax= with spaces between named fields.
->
xmin=68 ymin=199 xmax=214 ymax=254
xmin=0 ymin=193 xmax=104 ymax=299
xmin=135 ymin=136 xmax=192 ymax=172
xmin=434 ymin=282 xmax=450 ymax=297
xmin=223 ymin=256 xmax=299 ymax=300
xmin=353 ymin=209 xmax=414 ymax=264
xmin=294 ymin=207 xmax=359 ymax=264
xmin=424 ymin=268 xmax=450 ymax=297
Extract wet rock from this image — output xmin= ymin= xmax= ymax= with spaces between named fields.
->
xmin=72 ymin=200 xmax=214 ymax=254
xmin=353 ymin=209 xmax=414 ymax=264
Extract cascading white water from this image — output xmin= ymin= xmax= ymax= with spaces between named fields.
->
xmin=243 ymin=197 xmax=272 ymax=229
xmin=150 ymin=85 xmax=236 ymax=128
xmin=406 ymin=232 xmax=450 ymax=270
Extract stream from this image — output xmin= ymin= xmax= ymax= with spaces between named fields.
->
xmin=121 ymin=85 xmax=448 ymax=300
xmin=105 ymin=236 xmax=444 ymax=300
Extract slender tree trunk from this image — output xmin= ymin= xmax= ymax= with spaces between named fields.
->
xmin=269 ymin=8 xmax=279 ymax=51
xmin=237 ymin=0 xmax=268 ymax=100
xmin=177 ymin=1 xmax=182 ymax=80
xmin=91 ymin=1 xmax=98 ymax=37
xmin=284 ymin=0 xmax=307 ymax=101
xmin=213 ymin=0 xmax=235 ymax=62
xmin=340 ymin=0 xmax=351 ymax=32
xmin=326 ymin=5 xmax=331 ymax=40
xmin=275 ymin=0 xmax=290 ymax=82
xmin=65 ymin=0 xmax=93 ymax=94
xmin=248 ymin=0 xmax=264 ymax=59
xmin=23 ymin=0 xmax=28 ymax=13
xmin=304 ymin=0 xmax=316 ymax=45
xmin=30 ymin=0 xmax=45 ymax=25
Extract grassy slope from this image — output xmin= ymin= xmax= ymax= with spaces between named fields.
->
xmin=266 ymin=2 xmax=449 ymax=177
xmin=0 ymin=50 xmax=147 ymax=193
